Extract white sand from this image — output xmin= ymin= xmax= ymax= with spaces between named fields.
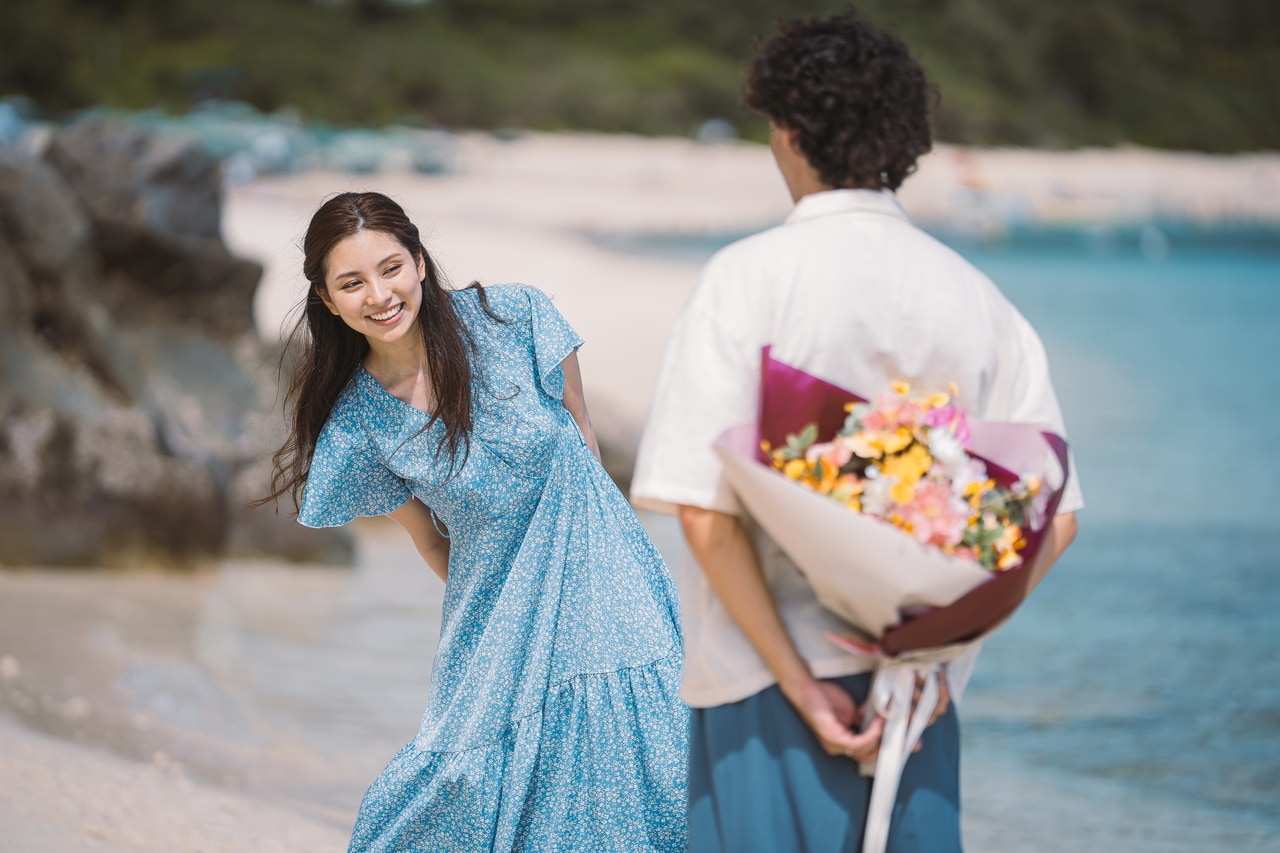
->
xmin=0 ymin=715 xmax=349 ymax=853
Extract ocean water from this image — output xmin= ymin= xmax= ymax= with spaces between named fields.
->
xmin=945 ymin=236 xmax=1280 ymax=847
xmin=628 ymin=225 xmax=1280 ymax=847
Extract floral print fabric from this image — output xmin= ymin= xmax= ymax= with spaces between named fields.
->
xmin=300 ymin=285 xmax=688 ymax=852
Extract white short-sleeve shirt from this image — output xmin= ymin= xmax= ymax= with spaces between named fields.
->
xmin=631 ymin=188 xmax=1084 ymax=708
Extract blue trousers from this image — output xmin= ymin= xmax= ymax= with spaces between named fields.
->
xmin=688 ymin=672 xmax=962 ymax=853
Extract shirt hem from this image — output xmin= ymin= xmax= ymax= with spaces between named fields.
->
xmin=679 ymin=655 xmax=875 ymax=709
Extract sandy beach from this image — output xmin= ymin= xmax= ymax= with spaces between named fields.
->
xmin=4 ymin=132 xmax=1280 ymax=851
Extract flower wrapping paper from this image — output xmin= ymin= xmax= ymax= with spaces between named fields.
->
xmin=714 ymin=347 xmax=1071 ymax=655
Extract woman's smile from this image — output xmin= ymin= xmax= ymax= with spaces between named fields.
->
xmin=369 ymin=302 xmax=405 ymax=324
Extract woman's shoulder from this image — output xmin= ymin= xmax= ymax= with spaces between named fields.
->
xmin=451 ymin=282 xmax=545 ymax=320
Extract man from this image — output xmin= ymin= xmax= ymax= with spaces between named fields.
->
xmin=632 ymin=9 xmax=1082 ymax=852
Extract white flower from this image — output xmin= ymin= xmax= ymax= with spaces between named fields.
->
xmin=861 ymin=475 xmax=895 ymax=517
xmin=927 ymin=428 xmax=965 ymax=465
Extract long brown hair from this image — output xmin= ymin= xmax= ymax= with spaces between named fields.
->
xmin=256 ymin=191 xmax=498 ymax=511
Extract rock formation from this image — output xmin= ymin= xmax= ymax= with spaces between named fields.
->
xmin=0 ymin=117 xmax=351 ymax=567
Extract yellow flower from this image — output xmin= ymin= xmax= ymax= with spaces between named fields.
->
xmin=881 ymin=443 xmax=932 ymax=489
xmin=882 ymin=429 xmax=913 ymax=454
xmin=890 ymin=380 xmax=911 ymax=396
xmin=848 ymin=432 xmax=884 ymax=459
xmin=890 ymin=479 xmax=919 ymax=505
xmin=783 ymin=459 xmax=808 ymax=480
xmin=925 ymin=391 xmax=951 ymax=409
xmin=995 ymin=524 xmax=1024 ymax=554
xmin=997 ymin=550 xmax=1022 ymax=570
xmin=815 ymin=460 xmax=840 ymax=493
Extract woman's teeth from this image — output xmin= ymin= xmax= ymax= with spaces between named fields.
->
xmin=371 ymin=305 xmax=402 ymax=321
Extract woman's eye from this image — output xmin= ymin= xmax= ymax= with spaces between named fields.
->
xmin=341 ymin=280 xmax=360 ymax=290
xmin=385 ymin=264 xmax=401 ymax=276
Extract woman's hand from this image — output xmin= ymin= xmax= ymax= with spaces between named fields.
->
xmin=783 ymin=675 xmax=885 ymax=763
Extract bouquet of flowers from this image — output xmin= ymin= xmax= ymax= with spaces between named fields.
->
xmin=712 ymin=348 xmax=1071 ymax=853
xmin=765 ymin=381 xmax=1050 ymax=574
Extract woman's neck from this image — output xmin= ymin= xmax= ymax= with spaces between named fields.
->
xmin=363 ymin=335 xmax=429 ymax=385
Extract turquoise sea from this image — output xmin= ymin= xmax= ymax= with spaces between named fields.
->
xmin=622 ymin=224 xmax=1280 ymax=848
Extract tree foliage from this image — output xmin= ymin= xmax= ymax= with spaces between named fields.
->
xmin=2 ymin=0 xmax=1276 ymax=150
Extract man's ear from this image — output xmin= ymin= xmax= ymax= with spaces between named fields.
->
xmin=781 ymin=126 xmax=806 ymax=159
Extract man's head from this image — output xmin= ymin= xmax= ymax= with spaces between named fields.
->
xmin=746 ymin=8 xmax=933 ymax=198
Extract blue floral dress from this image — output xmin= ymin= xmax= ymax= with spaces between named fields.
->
xmin=299 ymin=285 xmax=688 ymax=852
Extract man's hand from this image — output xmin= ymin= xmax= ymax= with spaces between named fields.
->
xmin=783 ymin=676 xmax=884 ymax=763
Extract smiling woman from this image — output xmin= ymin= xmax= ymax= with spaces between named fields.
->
xmin=254 ymin=191 xmax=688 ymax=852
xmin=322 ymin=234 xmax=426 ymax=335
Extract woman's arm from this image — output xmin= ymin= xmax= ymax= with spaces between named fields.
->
xmin=678 ymin=504 xmax=884 ymax=761
xmin=388 ymin=498 xmax=451 ymax=582
xmin=559 ymin=351 xmax=601 ymax=462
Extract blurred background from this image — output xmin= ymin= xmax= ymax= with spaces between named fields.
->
xmin=0 ymin=1 xmax=1278 ymax=851
xmin=3 ymin=0 xmax=1278 ymax=149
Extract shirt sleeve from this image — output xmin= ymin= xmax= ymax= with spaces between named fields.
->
xmin=521 ymin=286 xmax=584 ymax=401
xmin=987 ymin=299 xmax=1085 ymax=515
xmin=297 ymin=405 xmax=412 ymax=528
xmin=631 ymin=263 xmax=760 ymax=516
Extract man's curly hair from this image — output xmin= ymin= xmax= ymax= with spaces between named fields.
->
xmin=745 ymin=8 xmax=933 ymax=192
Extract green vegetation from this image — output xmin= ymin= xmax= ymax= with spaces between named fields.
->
xmin=3 ymin=0 xmax=1277 ymax=151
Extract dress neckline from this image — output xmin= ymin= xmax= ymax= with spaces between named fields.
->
xmin=356 ymin=365 xmax=439 ymax=420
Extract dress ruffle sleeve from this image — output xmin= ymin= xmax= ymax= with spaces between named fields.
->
xmin=298 ymin=395 xmax=412 ymax=528
xmin=521 ymin=286 xmax=584 ymax=401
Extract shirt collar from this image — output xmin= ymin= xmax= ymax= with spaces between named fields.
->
xmin=783 ymin=188 xmax=910 ymax=226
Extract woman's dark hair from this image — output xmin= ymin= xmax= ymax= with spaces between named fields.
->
xmin=257 ymin=191 xmax=496 ymax=511
xmin=745 ymin=8 xmax=933 ymax=191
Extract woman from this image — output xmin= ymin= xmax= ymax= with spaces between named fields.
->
xmin=631 ymin=10 xmax=1082 ymax=853
xmin=261 ymin=192 xmax=686 ymax=852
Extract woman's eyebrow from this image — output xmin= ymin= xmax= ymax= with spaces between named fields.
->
xmin=331 ymin=253 xmax=403 ymax=281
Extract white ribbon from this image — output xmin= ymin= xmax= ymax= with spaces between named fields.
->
xmin=855 ymin=642 xmax=980 ymax=853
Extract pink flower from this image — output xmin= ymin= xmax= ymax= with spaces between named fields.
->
xmin=922 ymin=406 xmax=971 ymax=446
xmin=823 ymin=440 xmax=854 ymax=469
xmin=896 ymin=481 xmax=970 ymax=549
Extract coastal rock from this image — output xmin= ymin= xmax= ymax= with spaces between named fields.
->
xmin=0 ymin=118 xmax=351 ymax=568
xmin=44 ymin=118 xmax=260 ymax=341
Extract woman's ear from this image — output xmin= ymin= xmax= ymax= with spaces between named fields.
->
xmin=416 ymin=253 xmax=427 ymax=283
xmin=316 ymin=285 xmax=339 ymax=315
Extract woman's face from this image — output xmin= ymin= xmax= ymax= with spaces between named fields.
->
xmin=318 ymin=229 xmax=427 ymax=349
